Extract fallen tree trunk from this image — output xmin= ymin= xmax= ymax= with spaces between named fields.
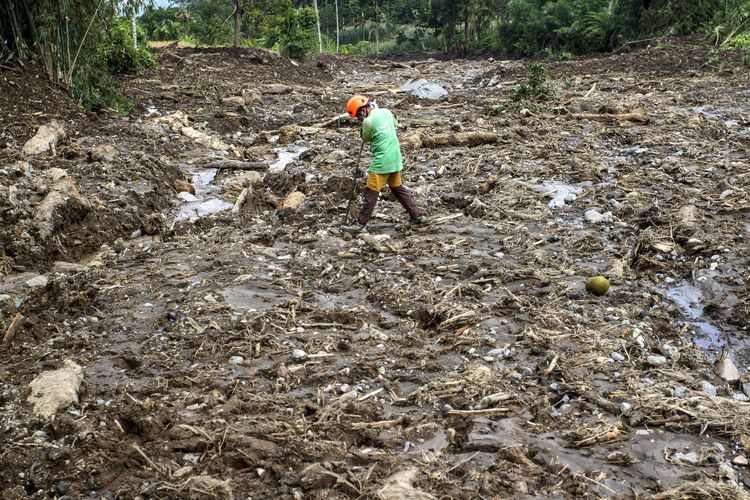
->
xmin=312 ymin=113 xmax=350 ymax=128
xmin=206 ymin=160 xmax=269 ymax=170
xmin=22 ymin=120 xmax=66 ymax=156
xmin=573 ymin=113 xmax=651 ymax=124
xmin=402 ymin=131 xmax=499 ymax=150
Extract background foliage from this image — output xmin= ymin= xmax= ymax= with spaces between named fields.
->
xmin=1 ymin=0 xmax=749 ymax=110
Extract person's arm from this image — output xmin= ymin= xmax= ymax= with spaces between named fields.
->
xmin=360 ymin=116 xmax=373 ymax=143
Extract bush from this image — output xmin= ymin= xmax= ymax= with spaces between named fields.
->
xmin=279 ymin=7 xmax=317 ymax=59
xmin=492 ymin=62 xmax=556 ymax=114
xmin=104 ymin=19 xmax=156 ymax=74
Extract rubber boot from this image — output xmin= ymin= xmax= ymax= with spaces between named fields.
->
xmin=356 ymin=188 xmax=380 ymax=225
xmin=390 ymin=185 xmax=420 ymax=220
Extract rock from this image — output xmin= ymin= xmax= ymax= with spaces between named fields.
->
xmin=584 ymin=209 xmax=613 ymax=224
xmin=733 ymin=455 xmax=748 ymax=466
xmin=716 ymin=357 xmax=740 ymax=382
xmin=56 ymin=480 xmax=69 ymax=494
xmin=400 ymin=79 xmax=447 ymax=100
xmin=378 ymin=467 xmax=437 ymax=500
xmin=278 ymin=191 xmax=306 ymax=212
xmin=611 ymin=352 xmax=625 ymax=362
xmin=291 ymin=349 xmax=307 ymax=360
xmin=89 ymin=145 xmax=117 ymax=162
xmin=674 ymin=386 xmax=688 ymax=397
xmin=660 ymin=343 xmax=680 ymax=361
xmin=177 ymin=191 xmax=198 ymax=202
xmin=701 ymin=381 xmax=717 ymax=397
xmin=27 ymin=360 xmax=84 ymax=420
xmin=674 ymin=451 xmax=701 ymax=465
xmin=22 ymin=120 xmax=66 ymax=155
xmin=686 ymin=238 xmax=704 ymax=250
xmin=733 ymin=393 xmax=749 ymax=401
xmin=25 ymin=275 xmax=49 ymax=288
xmin=229 ymin=356 xmax=244 ymax=365
xmin=646 ymin=355 xmax=668 ymax=367
xmin=221 ymin=96 xmax=246 ymax=106
xmin=718 ymin=463 xmax=736 ymax=482
xmin=719 ymin=189 xmax=734 ymax=200
xmin=174 ymin=180 xmax=196 ymax=195
xmin=487 ymin=347 xmax=514 ymax=359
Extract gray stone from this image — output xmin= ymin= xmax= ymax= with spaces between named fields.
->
xmin=584 ymin=209 xmax=604 ymax=224
xmin=611 ymin=352 xmax=626 ymax=362
xmin=228 ymin=356 xmax=244 ymax=365
xmin=646 ymin=355 xmax=668 ymax=367
xmin=718 ymin=463 xmax=737 ymax=482
xmin=25 ymin=275 xmax=48 ymax=288
xmin=716 ymin=357 xmax=740 ymax=382
xmin=660 ymin=343 xmax=680 ymax=361
xmin=701 ymin=381 xmax=717 ymax=397
xmin=584 ymin=209 xmax=613 ymax=224
xmin=291 ymin=349 xmax=307 ymax=360
xmin=674 ymin=386 xmax=688 ymax=397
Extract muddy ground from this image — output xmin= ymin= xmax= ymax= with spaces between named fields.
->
xmin=1 ymin=38 xmax=750 ymax=498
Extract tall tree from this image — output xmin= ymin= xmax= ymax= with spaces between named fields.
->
xmin=231 ymin=0 xmax=244 ymax=47
xmin=313 ymin=0 xmax=323 ymax=52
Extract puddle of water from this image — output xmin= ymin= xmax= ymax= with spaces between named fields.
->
xmin=172 ymin=166 xmax=233 ymax=221
xmin=664 ymin=281 xmax=703 ymax=318
xmin=269 ymin=145 xmax=309 ymax=173
xmin=175 ymin=198 xmax=232 ymax=221
xmin=532 ymin=181 xmax=583 ymax=209
xmin=662 ymin=281 xmax=727 ymax=355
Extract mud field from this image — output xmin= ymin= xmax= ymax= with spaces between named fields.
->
xmin=1 ymin=39 xmax=750 ymax=498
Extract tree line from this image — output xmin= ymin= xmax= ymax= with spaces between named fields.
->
xmin=143 ymin=0 xmax=749 ymax=57
xmin=1 ymin=0 xmax=747 ymax=112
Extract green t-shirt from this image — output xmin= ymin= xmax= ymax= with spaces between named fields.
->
xmin=361 ymin=108 xmax=403 ymax=174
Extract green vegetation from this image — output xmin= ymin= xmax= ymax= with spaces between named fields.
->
xmin=2 ymin=0 xmax=748 ymax=112
xmin=134 ymin=0 xmax=750 ymax=61
xmin=492 ymin=62 xmax=557 ymax=115
xmin=1 ymin=0 xmax=157 ymax=112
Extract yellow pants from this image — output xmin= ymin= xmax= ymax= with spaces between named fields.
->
xmin=366 ymin=172 xmax=402 ymax=192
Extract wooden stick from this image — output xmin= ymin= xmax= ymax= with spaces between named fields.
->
xmin=447 ymin=408 xmax=509 ymax=416
xmin=573 ymin=113 xmax=650 ymax=124
xmin=3 ymin=313 xmax=22 ymax=345
xmin=232 ymin=187 xmax=249 ymax=214
xmin=312 ymin=113 xmax=350 ymax=128
xmin=203 ymin=160 xmax=269 ymax=170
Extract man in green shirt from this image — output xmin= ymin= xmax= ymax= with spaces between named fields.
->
xmin=343 ymin=94 xmax=425 ymax=233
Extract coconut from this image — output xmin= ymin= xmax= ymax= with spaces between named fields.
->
xmin=586 ymin=276 xmax=610 ymax=296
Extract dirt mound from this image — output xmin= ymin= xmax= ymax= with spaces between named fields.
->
xmin=0 ymin=61 xmax=183 ymax=272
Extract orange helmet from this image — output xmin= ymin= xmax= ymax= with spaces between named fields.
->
xmin=346 ymin=95 xmax=369 ymax=118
